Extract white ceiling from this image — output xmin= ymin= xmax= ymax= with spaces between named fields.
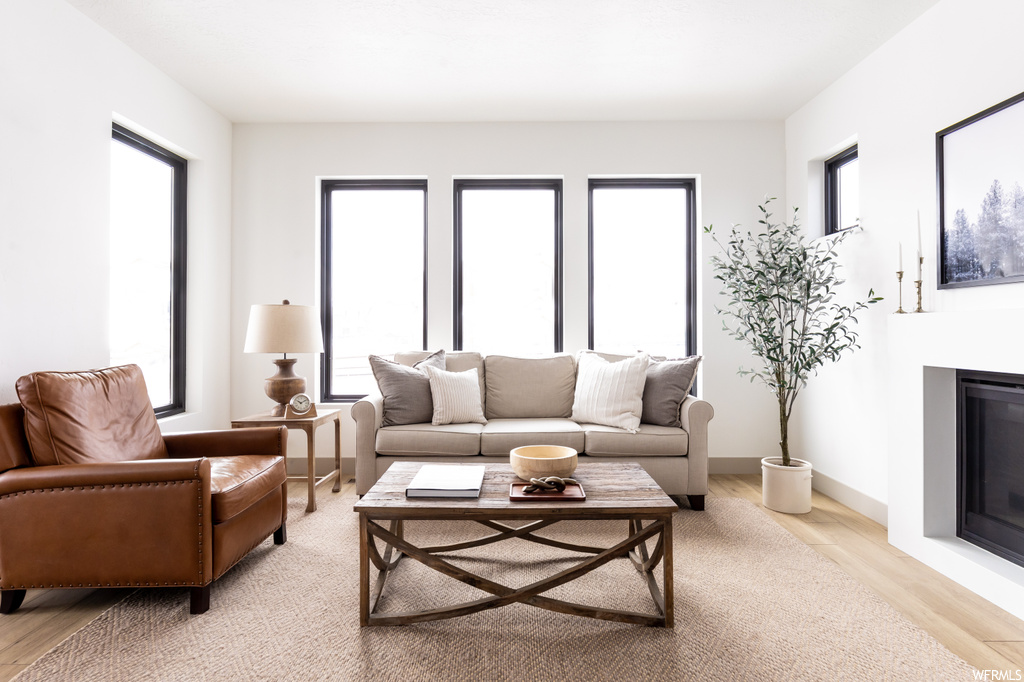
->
xmin=64 ymin=0 xmax=939 ymax=123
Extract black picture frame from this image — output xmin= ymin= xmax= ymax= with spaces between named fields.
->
xmin=937 ymin=90 xmax=1024 ymax=289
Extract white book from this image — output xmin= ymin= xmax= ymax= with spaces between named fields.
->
xmin=406 ymin=464 xmax=485 ymax=498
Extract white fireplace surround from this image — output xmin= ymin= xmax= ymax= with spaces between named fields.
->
xmin=889 ymin=309 xmax=1024 ymax=620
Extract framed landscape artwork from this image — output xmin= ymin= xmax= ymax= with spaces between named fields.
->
xmin=937 ymin=90 xmax=1024 ymax=289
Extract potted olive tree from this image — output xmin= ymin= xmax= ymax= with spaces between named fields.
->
xmin=706 ymin=198 xmax=880 ymax=513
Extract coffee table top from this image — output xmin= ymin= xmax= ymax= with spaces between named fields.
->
xmin=354 ymin=461 xmax=677 ymax=520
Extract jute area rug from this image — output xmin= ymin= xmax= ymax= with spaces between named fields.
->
xmin=17 ymin=488 xmax=975 ymax=681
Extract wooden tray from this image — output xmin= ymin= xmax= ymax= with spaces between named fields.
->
xmin=509 ymin=482 xmax=586 ymax=502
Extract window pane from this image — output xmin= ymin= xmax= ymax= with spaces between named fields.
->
xmin=109 ymin=138 xmax=174 ymax=408
xmin=838 ymin=157 xmax=859 ymax=230
xmin=826 ymin=145 xmax=858 ymax=234
xmin=460 ymin=187 xmax=556 ymax=354
xmin=328 ymin=187 xmax=424 ymax=396
xmin=592 ymin=185 xmax=690 ymax=357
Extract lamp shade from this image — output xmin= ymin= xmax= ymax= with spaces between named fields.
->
xmin=243 ymin=301 xmax=324 ymax=354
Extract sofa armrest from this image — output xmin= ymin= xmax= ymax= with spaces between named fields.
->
xmin=351 ymin=393 xmax=383 ymax=495
xmin=163 ymin=427 xmax=286 ymax=459
xmin=0 ymin=459 xmax=214 ymax=587
xmin=680 ymin=396 xmax=715 ymax=496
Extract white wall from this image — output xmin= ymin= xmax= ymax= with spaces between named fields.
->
xmin=0 ymin=0 xmax=233 ymax=431
xmin=786 ymin=0 xmax=1024 ymax=529
xmin=231 ymin=121 xmax=786 ymax=469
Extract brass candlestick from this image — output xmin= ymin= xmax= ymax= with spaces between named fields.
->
xmin=914 ymin=256 xmax=924 ymax=313
xmin=895 ymin=270 xmax=907 ymax=314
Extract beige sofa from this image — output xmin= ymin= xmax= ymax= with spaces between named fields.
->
xmin=351 ymin=351 xmax=714 ymax=509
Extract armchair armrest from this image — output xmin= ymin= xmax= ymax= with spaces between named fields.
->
xmin=0 ymin=458 xmax=209 ymax=496
xmin=0 ymin=459 xmax=214 ymax=588
xmin=351 ymin=394 xmax=383 ymax=495
xmin=163 ymin=426 xmax=286 ymax=459
xmin=679 ymin=396 xmax=714 ymax=496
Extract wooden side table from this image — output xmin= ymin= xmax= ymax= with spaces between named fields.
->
xmin=231 ymin=408 xmax=342 ymax=512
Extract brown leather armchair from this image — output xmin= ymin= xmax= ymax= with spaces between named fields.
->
xmin=0 ymin=365 xmax=288 ymax=615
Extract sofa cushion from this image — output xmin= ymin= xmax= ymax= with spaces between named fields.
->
xmin=583 ymin=423 xmax=689 ymax=457
xmin=15 ymin=364 xmax=168 ymax=466
xmin=370 ymin=350 xmax=446 ymax=427
xmin=642 ymin=356 xmax=702 ymax=427
xmin=484 ymin=355 xmax=576 ymax=419
xmin=376 ymin=423 xmax=483 ymax=456
xmin=571 ymin=351 xmax=649 ymax=433
xmin=209 ymin=454 xmax=287 ymax=524
xmin=480 ymin=418 xmax=584 ymax=456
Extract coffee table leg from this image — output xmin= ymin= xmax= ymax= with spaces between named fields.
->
xmin=663 ymin=514 xmax=674 ymax=628
xmin=359 ymin=514 xmax=369 ymax=626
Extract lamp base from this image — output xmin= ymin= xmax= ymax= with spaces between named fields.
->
xmin=265 ymin=358 xmax=306 ymax=417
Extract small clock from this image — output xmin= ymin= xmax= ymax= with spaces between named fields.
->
xmin=285 ymin=393 xmax=317 ymax=419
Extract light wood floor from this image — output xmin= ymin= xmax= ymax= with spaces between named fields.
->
xmin=2 ymin=475 xmax=1023 ymax=679
xmin=711 ymin=474 xmax=1024 ymax=674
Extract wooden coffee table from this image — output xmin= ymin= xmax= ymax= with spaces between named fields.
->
xmin=354 ymin=461 xmax=677 ymax=627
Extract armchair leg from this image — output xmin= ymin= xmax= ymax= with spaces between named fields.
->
xmin=274 ymin=522 xmax=287 ymax=545
xmin=1 ymin=589 xmax=26 ymax=614
xmin=190 ymin=585 xmax=210 ymax=615
xmin=686 ymin=494 xmax=706 ymax=511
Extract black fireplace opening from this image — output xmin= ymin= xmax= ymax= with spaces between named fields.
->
xmin=957 ymin=369 xmax=1024 ymax=567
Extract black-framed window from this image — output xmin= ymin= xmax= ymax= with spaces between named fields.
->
xmin=825 ymin=145 xmax=859 ymax=235
xmin=321 ymin=179 xmax=427 ymax=401
xmin=588 ymin=178 xmax=696 ymax=358
xmin=453 ymin=179 xmax=563 ymax=354
xmin=109 ymin=123 xmax=187 ymax=417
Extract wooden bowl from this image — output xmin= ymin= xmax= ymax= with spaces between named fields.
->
xmin=510 ymin=445 xmax=578 ymax=481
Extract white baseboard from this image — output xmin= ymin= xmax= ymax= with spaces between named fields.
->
xmin=709 ymin=457 xmax=762 ymax=474
xmin=811 ymin=470 xmax=888 ymax=527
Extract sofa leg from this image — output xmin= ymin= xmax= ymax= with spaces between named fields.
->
xmin=190 ymin=585 xmax=210 ymax=615
xmin=686 ymin=494 xmax=706 ymax=511
xmin=274 ymin=522 xmax=287 ymax=545
xmin=0 ymin=589 xmax=26 ymax=614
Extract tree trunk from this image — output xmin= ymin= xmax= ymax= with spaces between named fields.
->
xmin=778 ymin=393 xmax=790 ymax=467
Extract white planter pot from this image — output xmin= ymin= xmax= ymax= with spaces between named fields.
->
xmin=761 ymin=457 xmax=813 ymax=514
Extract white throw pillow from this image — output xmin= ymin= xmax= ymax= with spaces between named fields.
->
xmin=571 ymin=351 xmax=650 ymax=433
xmin=422 ymin=365 xmax=487 ymax=426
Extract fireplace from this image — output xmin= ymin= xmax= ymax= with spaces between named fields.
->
xmin=957 ymin=369 xmax=1024 ymax=567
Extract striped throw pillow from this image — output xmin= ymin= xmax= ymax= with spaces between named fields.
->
xmin=422 ymin=366 xmax=487 ymax=426
xmin=571 ymin=351 xmax=650 ymax=433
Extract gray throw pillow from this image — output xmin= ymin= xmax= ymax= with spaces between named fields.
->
xmin=369 ymin=350 xmax=446 ymax=426
xmin=641 ymin=356 xmax=702 ymax=427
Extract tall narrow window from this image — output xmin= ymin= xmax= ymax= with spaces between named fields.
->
xmin=825 ymin=145 xmax=859 ymax=234
xmin=110 ymin=123 xmax=186 ymax=416
xmin=589 ymin=178 xmax=696 ymax=358
xmin=454 ymin=179 xmax=562 ymax=354
xmin=321 ymin=179 xmax=427 ymax=400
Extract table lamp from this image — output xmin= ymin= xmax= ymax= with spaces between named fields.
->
xmin=244 ymin=300 xmax=324 ymax=416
